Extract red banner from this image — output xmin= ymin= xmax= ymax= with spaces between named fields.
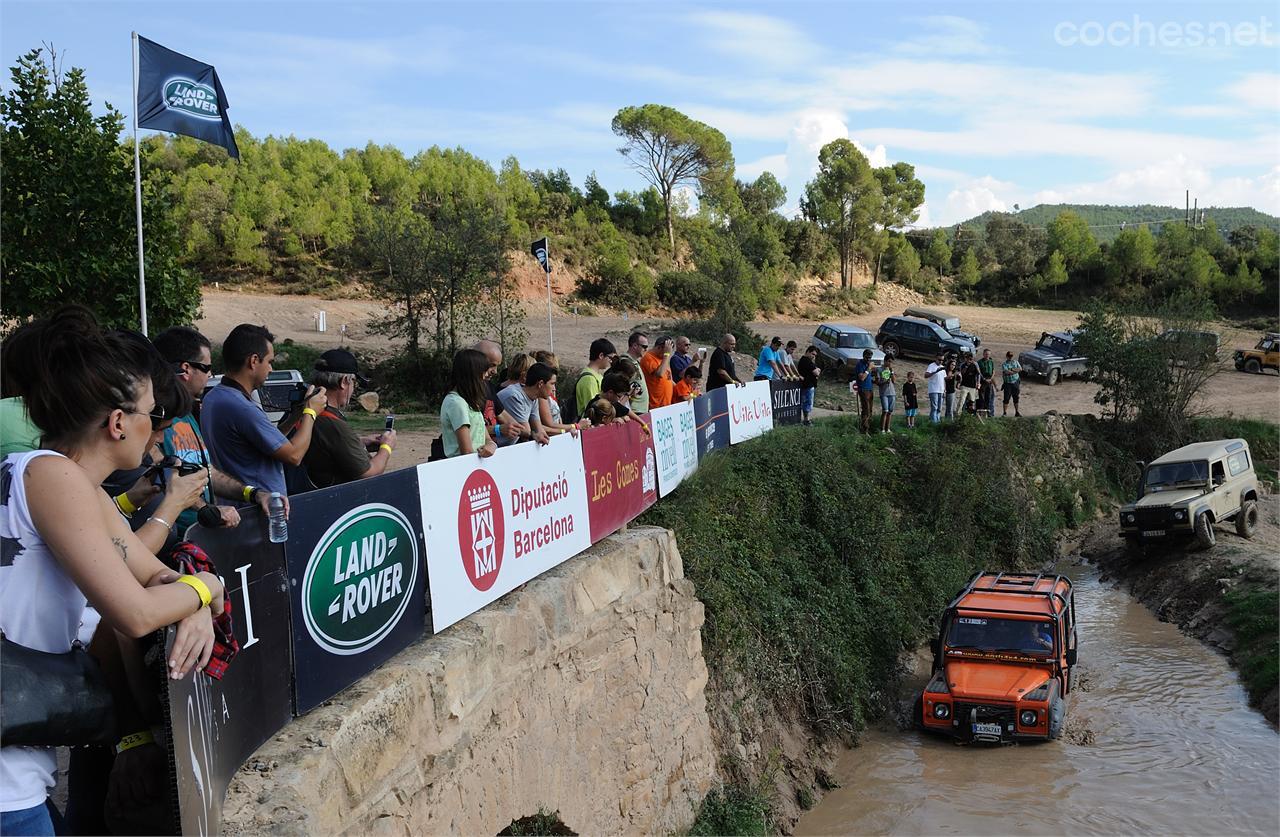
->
xmin=580 ymin=420 xmax=658 ymax=542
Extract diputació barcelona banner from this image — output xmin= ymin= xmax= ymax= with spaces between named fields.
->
xmin=420 ymin=433 xmax=592 ymax=632
xmin=284 ymin=468 xmax=427 ymax=713
xmin=167 ymin=511 xmax=293 ymax=836
xmin=580 ymin=420 xmax=658 ymax=541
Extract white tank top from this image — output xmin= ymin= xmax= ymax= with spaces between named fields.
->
xmin=0 ymin=450 xmax=89 ymax=811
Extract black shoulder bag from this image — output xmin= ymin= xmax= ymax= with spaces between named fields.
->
xmin=0 ymin=633 xmax=118 ymax=747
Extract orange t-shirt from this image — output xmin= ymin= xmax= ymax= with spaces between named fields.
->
xmin=640 ymin=350 xmax=674 ymax=409
xmin=673 ymin=379 xmax=698 ymax=401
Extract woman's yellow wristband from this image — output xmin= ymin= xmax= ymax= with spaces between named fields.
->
xmin=302 ymin=407 xmax=318 ymax=419
xmin=114 ymin=492 xmax=137 ymax=516
xmin=176 ymin=574 xmax=212 ymax=609
xmin=379 ymin=443 xmax=393 ymax=454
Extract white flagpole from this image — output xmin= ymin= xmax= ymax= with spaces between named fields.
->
xmin=131 ymin=32 xmax=148 ymax=335
xmin=545 ymin=259 xmax=554 ymax=353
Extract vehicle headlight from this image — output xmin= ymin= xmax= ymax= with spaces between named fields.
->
xmin=1124 ymin=513 xmax=1135 ymax=524
xmin=1174 ymin=510 xmax=1185 ymax=520
xmin=933 ymin=703 xmax=951 ymax=719
xmin=1019 ymin=710 xmax=1039 ymax=726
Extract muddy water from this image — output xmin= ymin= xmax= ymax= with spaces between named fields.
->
xmin=796 ymin=567 xmax=1280 ymax=836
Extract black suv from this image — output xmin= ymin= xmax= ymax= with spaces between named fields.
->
xmin=876 ymin=316 xmax=976 ymax=360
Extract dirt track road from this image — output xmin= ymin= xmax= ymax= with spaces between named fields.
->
xmin=197 ymin=290 xmax=1279 ymax=422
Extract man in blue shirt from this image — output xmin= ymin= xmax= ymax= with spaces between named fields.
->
xmin=851 ymin=349 xmax=877 ymax=434
xmin=201 ymin=324 xmax=327 ymax=498
xmin=754 ymin=336 xmax=788 ymax=381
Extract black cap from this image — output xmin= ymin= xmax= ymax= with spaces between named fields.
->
xmin=315 ymin=348 xmax=369 ymax=387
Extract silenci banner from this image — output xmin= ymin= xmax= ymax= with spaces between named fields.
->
xmin=285 ymin=468 xmax=427 ymax=713
xmin=167 ymin=511 xmax=292 ymax=836
xmin=693 ymin=386 xmax=730 ymax=459
xmin=580 ymin=420 xmax=658 ymax=541
xmin=770 ymin=380 xmax=804 ymax=426
xmin=648 ymin=400 xmax=698 ymax=497
xmin=420 ymin=433 xmax=592 ymax=632
xmin=728 ymin=380 xmax=774 ymax=443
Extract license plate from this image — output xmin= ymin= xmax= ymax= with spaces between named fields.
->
xmin=972 ymin=722 xmax=1002 ymax=737
xmin=1142 ymin=529 xmax=1165 ymax=537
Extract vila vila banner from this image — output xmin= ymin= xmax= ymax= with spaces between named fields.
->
xmin=580 ymin=420 xmax=658 ymax=541
xmin=420 ymin=434 xmax=592 ymax=632
xmin=728 ymin=380 xmax=774 ymax=443
xmin=770 ymin=380 xmax=803 ymax=426
xmin=648 ymin=400 xmax=698 ymax=497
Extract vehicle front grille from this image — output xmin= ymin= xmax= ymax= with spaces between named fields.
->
xmin=954 ymin=702 xmax=1015 ymax=737
xmin=1135 ymin=506 xmax=1173 ymax=529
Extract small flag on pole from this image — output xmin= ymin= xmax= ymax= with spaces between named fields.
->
xmin=136 ymin=35 xmax=239 ymax=159
xmin=531 ymin=237 xmax=551 ymax=273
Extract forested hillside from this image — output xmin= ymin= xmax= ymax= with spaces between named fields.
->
xmin=956 ymin=204 xmax=1279 ymax=243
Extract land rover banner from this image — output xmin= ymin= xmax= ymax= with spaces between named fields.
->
xmin=419 ymin=433 xmax=591 ymax=632
xmin=727 ymin=379 xmax=774 ymax=443
xmin=284 ymin=468 xmax=427 ymax=713
xmin=137 ymin=35 xmax=240 ymax=159
xmin=769 ymin=379 xmax=803 ymax=426
xmin=648 ymin=400 xmax=698 ymax=496
xmin=167 ymin=511 xmax=293 ymax=836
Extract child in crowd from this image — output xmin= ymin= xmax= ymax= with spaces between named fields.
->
xmin=673 ymin=366 xmax=702 ymax=401
xmin=877 ymin=357 xmax=896 ymax=433
xmin=902 ymin=371 xmax=919 ymax=429
xmin=584 ymin=398 xmax=616 ymax=426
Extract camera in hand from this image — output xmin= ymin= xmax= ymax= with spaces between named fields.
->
xmin=196 ymin=504 xmax=224 ymax=528
xmin=146 ymin=455 xmax=203 ymax=482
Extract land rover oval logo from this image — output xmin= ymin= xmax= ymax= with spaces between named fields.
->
xmin=163 ymin=78 xmax=221 ymax=121
xmin=301 ymin=503 xmax=418 ymax=656
xmin=457 ymin=469 xmax=505 ymax=592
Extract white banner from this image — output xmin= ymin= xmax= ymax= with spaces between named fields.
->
xmin=728 ymin=379 xmax=774 ymax=443
xmin=649 ymin=400 xmax=698 ymax=497
xmin=419 ymin=433 xmax=592 ymax=632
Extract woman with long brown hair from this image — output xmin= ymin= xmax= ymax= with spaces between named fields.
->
xmin=440 ymin=349 xmax=497 ymax=458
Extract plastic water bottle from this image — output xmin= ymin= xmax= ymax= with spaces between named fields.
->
xmin=268 ymin=492 xmax=288 ymax=543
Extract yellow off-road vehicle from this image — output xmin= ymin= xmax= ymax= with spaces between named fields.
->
xmin=1233 ymin=332 xmax=1279 ymax=375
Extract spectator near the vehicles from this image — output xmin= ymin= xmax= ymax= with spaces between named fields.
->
xmin=500 ymin=353 xmax=533 ymax=392
xmin=441 ymin=349 xmax=496 ymax=458
xmin=945 ymin=358 xmax=960 ymax=419
xmin=533 ymin=351 xmax=585 ymax=435
xmin=609 ymin=356 xmax=646 ymax=414
xmin=625 ymin=331 xmax=651 ymax=413
xmin=300 ymin=349 xmax=396 ymax=488
xmin=925 ymin=350 xmax=947 ymax=423
xmin=797 ymin=345 xmax=819 ymax=426
xmin=673 ymin=366 xmax=702 ymax=401
xmin=584 ymin=372 xmax=650 ymax=432
xmin=754 ymin=336 xmax=788 ymax=381
xmin=850 ymin=349 xmax=876 ymax=434
xmin=497 ymin=362 xmax=554 ymax=445
xmin=958 ymin=351 xmax=981 ymax=416
xmin=201 ymin=324 xmax=327 ymax=497
xmin=0 ymin=307 xmax=226 ymax=835
xmin=1001 ymin=351 xmax=1023 ymax=417
xmin=471 ymin=340 xmax=522 ymax=446
xmin=877 ymin=356 xmax=897 ymax=433
xmin=978 ymin=348 xmax=997 ymax=417
xmin=640 ymin=336 xmax=675 ymax=409
xmin=670 ymin=336 xmax=700 ymax=379
xmin=902 ymin=371 xmax=919 ymax=429
xmin=574 ymin=338 xmax=617 ymax=419
xmin=707 ymin=333 xmax=742 ymax=390
xmin=583 ymin=397 xmax=617 ymax=426
xmin=152 ymin=326 xmax=272 ymax=529
xmin=781 ymin=340 xmax=802 ymax=380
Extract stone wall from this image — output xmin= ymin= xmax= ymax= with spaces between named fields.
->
xmin=221 ymin=526 xmax=717 ymax=835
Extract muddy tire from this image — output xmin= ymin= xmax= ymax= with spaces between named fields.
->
xmin=1245 ymin=358 xmax=1262 ymax=374
xmin=1194 ymin=511 xmax=1216 ymax=550
xmin=1047 ymin=367 xmax=1061 ymax=386
xmin=913 ymin=695 xmax=924 ymax=730
xmin=1048 ymin=696 xmax=1065 ymax=741
xmin=1235 ymin=500 xmax=1258 ymax=539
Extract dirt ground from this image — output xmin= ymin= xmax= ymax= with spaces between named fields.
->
xmin=196 ymin=289 xmax=1280 ymax=424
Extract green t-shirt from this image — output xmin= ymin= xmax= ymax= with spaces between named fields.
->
xmin=575 ymin=367 xmax=603 ymax=417
xmin=978 ymin=358 xmax=995 ymax=380
xmin=0 ymin=397 xmax=41 ymax=457
xmin=630 ymin=370 xmax=649 ymax=415
xmin=441 ymin=391 xmax=487 ymax=458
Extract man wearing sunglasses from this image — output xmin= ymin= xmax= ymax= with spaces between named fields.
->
xmin=152 ymin=327 xmax=274 ymax=531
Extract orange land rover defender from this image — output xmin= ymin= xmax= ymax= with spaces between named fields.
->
xmin=917 ymin=572 xmax=1078 ymax=743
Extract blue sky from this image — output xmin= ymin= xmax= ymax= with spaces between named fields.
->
xmin=4 ymin=0 xmax=1278 ymax=224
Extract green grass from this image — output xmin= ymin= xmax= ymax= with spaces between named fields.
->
xmin=343 ymin=411 xmax=439 ymax=434
xmin=688 ymin=785 xmax=772 ymax=837
xmin=1224 ymin=585 xmax=1280 ymax=705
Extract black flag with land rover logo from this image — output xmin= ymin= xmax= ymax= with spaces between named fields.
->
xmin=136 ymin=35 xmax=239 ymax=159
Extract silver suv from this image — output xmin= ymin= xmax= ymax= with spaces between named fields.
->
xmin=1119 ymin=438 xmax=1261 ymax=551
xmin=811 ymin=323 xmax=884 ymax=378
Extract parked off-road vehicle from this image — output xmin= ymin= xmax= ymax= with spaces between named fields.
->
xmin=811 ymin=323 xmax=885 ymax=379
xmin=1233 ymin=332 xmax=1279 ymax=375
xmin=1119 ymin=439 xmax=1260 ymax=551
xmin=876 ymin=316 xmax=975 ymax=361
xmin=1018 ymin=330 xmax=1088 ymax=385
xmin=917 ymin=572 xmax=1078 ymax=743
xmin=901 ymin=306 xmax=983 ymax=348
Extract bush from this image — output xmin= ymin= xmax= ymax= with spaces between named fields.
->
xmin=576 ymin=237 xmax=656 ymax=309
xmin=368 ymin=349 xmax=452 ymax=410
xmin=657 ymin=270 xmax=719 ymax=312
xmin=688 ymin=784 xmax=771 ymax=837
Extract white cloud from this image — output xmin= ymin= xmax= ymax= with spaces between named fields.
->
xmin=737 ymin=153 xmax=788 ymax=180
xmin=687 ymin=10 xmax=821 ymax=68
xmin=936 ymin=175 xmax=1019 ymax=225
xmin=894 ymin=16 xmax=994 ymax=57
xmin=1224 ymin=72 xmax=1280 ymax=111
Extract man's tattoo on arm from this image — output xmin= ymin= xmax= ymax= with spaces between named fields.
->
xmin=112 ymin=536 xmax=128 ymax=562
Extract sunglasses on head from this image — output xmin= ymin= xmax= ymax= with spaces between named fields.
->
xmin=102 ymin=404 xmax=169 ymax=431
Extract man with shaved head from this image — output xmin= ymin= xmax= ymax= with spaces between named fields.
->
xmin=472 ymin=339 xmax=522 ymax=443
xmin=707 ymin=333 xmax=743 ymax=390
